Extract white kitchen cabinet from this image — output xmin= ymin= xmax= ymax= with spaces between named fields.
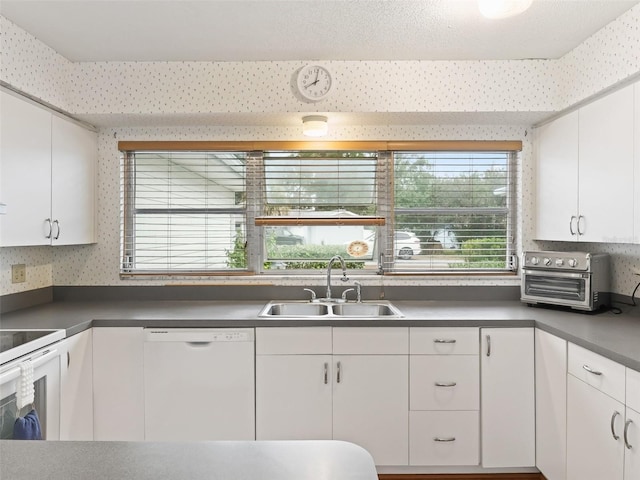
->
xmin=255 ymin=327 xmax=409 ymax=466
xmin=409 ymin=327 xmax=480 ymax=467
xmin=480 ymin=327 xmax=535 ymax=468
xmin=535 ymin=329 xmax=567 ymax=480
xmin=0 ymin=90 xmax=52 ymax=246
xmin=92 ymin=327 xmax=144 ymax=441
xmin=535 ymin=83 xmax=635 ymax=243
xmin=0 ymin=90 xmax=97 ymax=246
xmin=50 ymin=114 xmax=97 ymax=245
xmin=535 ymin=110 xmax=579 ymax=241
xmin=625 ymin=406 xmax=640 ymax=480
xmin=333 ymin=353 xmax=408 ymax=466
xmin=256 ymin=327 xmax=333 ymax=440
xmin=567 ymin=374 xmax=625 ymax=480
xmin=635 ymin=81 xmax=640 ymax=244
xmin=578 ymin=84 xmax=635 ymax=243
xmin=256 ymin=354 xmax=333 ymax=440
xmin=59 ymin=329 xmax=94 ymax=440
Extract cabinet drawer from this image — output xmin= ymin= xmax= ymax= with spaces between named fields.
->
xmin=333 ymin=327 xmax=408 ymax=354
xmin=410 ymin=411 xmax=479 ymax=466
xmin=628 ymin=368 xmax=640 ymax=412
xmin=568 ymin=343 xmax=625 ymax=402
xmin=410 ymin=327 xmax=479 ymax=355
xmin=410 ymin=355 xmax=479 ymax=411
xmin=256 ymin=327 xmax=332 ymax=354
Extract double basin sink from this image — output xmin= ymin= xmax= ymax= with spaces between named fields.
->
xmin=258 ymin=300 xmax=404 ymax=319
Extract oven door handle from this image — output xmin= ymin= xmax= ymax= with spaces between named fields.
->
xmin=0 ymin=348 xmax=59 ymax=385
xmin=523 ymin=269 xmax=588 ymax=279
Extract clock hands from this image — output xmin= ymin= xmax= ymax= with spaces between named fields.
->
xmin=304 ymin=69 xmax=321 ymax=88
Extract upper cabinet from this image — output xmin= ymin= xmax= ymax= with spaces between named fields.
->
xmin=535 ymin=82 xmax=636 ymax=243
xmin=0 ymin=90 xmax=97 ymax=247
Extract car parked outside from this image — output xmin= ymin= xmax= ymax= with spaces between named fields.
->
xmin=395 ymin=231 xmax=422 ymax=259
xmin=432 ymin=228 xmax=461 ymax=250
xmin=271 ymin=228 xmax=304 ymax=245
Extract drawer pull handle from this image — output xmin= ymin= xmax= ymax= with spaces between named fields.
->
xmin=486 ymin=335 xmax=491 ymax=357
xmin=582 ymin=364 xmax=603 ymax=376
xmin=433 ymin=437 xmax=456 ymax=442
xmin=611 ymin=411 xmax=621 ymax=440
xmin=323 ymin=362 xmax=328 ymax=385
xmin=434 ymin=382 xmax=457 ymax=387
xmin=434 ymin=339 xmax=456 ymax=344
xmin=624 ymin=419 xmax=634 ymax=449
xmin=336 ymin=361 xmax=342 ymax=384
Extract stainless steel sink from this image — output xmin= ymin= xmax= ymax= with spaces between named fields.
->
xmin=331 ymin=302 xmax=403 ymax=317
xmin=258 ymin=300 xmax=403 ymax=318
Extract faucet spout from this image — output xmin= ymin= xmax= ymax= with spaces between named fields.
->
xmin=326 ymin=255 xmax=349 ymax=301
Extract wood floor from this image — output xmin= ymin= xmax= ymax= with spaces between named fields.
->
xmin=379 ymin=474 xmax=544 ymax=480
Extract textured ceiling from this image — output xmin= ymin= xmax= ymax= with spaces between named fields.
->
xmin=1 ymin=0 xmax=638 ymax=62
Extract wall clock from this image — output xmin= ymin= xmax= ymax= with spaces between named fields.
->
xmin=296 ymin=65 xmax=333 ymax=102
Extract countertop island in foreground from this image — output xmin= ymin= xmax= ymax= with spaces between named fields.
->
xmin=0 ymin=440 xmax=378 ymax=480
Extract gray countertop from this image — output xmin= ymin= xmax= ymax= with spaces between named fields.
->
xmin=0 ymin=440 xmax=378 ymax=480
xmin=1 ymin=299 xmax=639 ymax=371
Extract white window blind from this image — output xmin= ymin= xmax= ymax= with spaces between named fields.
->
xmin=258 ymin=151 xmax=383 ymax=271
xmin=121 ymin=151 xmax=247 ymax=274
xmin=387 ymin=151 xmax=516 ymax=273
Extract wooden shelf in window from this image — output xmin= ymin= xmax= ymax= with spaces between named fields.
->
xmin=255 ymin=216 xmax=385 ymax=226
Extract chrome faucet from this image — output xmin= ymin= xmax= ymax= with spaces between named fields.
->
xmin=326 ymin=255 xmax=349 ymax=301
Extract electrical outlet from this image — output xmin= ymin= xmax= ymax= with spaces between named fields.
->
xmin=11 ymin=264 xmax=26 ymax=284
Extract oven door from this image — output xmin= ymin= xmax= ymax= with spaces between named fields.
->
xmin=0 ymin=346 xmax=61 ymax=440
xmin=521 ymin=269 xmax=592 ymax=309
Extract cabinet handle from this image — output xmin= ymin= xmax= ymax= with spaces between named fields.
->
xmin=486 ymin=335 xmax=491 ymax=357
xmin=45 ymin=218 xmax=52 ymax=239
xmin=611 ymin=411 xmax=621 ymax=440
xmin=336 ymin=361 xmax=342 ymax=383
xmin=624 ymin=419 xmax=634 ymax=449
xmin=582 ymin=364 xmax=603 ymax=376
xmin=434 ymin=382 xmax=457 ymax=387
xmin=434 ymin=339 xmax=456 ymax=344
xmin=569 ymin=216 xmax=577 ymax=236
xmin=323 ymin=362 xmax=328 ymax=385
xmin=67 ymin=351 xmax=71 ymax=368
xmin=577 ymin=215 xmax=585 ymax=236
xmin=53 ymin=220 xmax=60 ymax=240
xmin=433 ymin=437 xmax=456 ymax=442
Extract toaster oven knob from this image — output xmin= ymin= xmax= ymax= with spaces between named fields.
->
xmin=568 ymin=258 xmax=577 ymax=267
xmin=555 ymin=258 xmax=564 ymax=267
xmin=530 ymin=256 xmax=539 ymax=265
xmin=543 ymin=257 xmax=551 ymax=266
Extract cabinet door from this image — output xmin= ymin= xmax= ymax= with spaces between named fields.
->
xmin=256 ymin=355 xmax=332 ymax=440
xmin=51 ymin=115 xmax=97 ymax=245
xmin=481 ymin=328 xmax=535 ymax=468
xmin=333 ymin=355 xmax=409 ymax=466
xmin=567 ymin=375 xmax=625 ymax=480
xmin=535 ymin=110 xmax=579 ymax=241
xmin=578 ymin=84 xmax=634 ymax=243
xmin=59 ymin=330 xmax=94 ymax=440
xmin=93 ymin=327 xmax=144 ymax=440
xmin=635 ymin=81 xmax=640 ymax=244
xmin=625 ymin=407 xmax=640 ymax=480
xmin=535 ymin=329 xmax=567 ymax=480
xmin=0 ymin=91 xmax=52 ymax=246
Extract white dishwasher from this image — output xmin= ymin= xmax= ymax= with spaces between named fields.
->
xmin=143 ymin=328 xmax=255 ymax=441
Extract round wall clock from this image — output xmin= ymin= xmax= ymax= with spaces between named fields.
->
xmin=296 ymin=65 xmax=333 ymax=102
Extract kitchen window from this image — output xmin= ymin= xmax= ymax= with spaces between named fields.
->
xmin=120 ymin=142 xmax=519 ymax=276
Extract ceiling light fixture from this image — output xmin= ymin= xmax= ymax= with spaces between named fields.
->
xmin=478 ymin=0 xmax=533 ymax=19
xmin=302 ymin=115 xmax=329 ymax=137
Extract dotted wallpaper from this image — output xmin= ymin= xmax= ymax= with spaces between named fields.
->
xmin=1 ymin=5 xmax=640 ymax=296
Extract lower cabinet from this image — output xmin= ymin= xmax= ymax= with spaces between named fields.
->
xmin=60 ymin=329 xmax=94 ymax=440
xmin=625 ymin=405 xmax=640 ymax=480
xmin=255 ymin=327 xmax=409 ymax=466
xmin=535 ymin=329 xmax=567 ymax=480
xmin=92 ymin=327 xmax=145 ymax=440
xmin=480 ymin=327 xmax=535 ymax=468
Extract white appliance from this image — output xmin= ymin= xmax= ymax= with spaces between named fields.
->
xmin=143 ymin=328 xmax=255 ymax=441
xmin=0 ymin=330 xmax=64 ymax=440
